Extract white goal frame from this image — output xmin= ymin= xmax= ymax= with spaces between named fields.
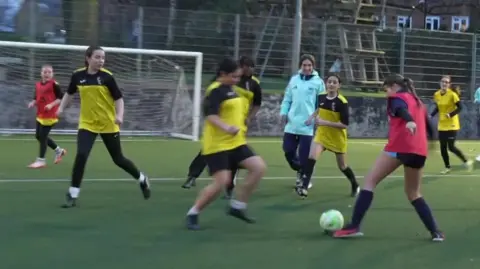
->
xmin=0 ymin=41 xmax=203 ymax=141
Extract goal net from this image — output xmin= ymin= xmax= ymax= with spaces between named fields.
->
xmin=0 ymin=41 xmax=203 ymax=141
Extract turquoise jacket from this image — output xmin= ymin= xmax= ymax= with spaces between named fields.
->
xmin=475 ymin=87 xmax=480 ymax=104
xmin=279 ymin=70 xmax=325 ymax=136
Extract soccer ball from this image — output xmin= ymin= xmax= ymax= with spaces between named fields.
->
xmin=319 ymin=209 xmax=344 ymax=231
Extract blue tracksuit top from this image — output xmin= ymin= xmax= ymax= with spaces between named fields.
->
xmin=279 ymin=70 xmax=325 ymax=136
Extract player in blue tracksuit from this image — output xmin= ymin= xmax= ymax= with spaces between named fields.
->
xmin=279 ymin=54 xmax=325 ymax=188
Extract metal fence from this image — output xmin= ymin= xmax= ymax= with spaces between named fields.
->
xmin=4 ymin=4 xmax=480 ymax=98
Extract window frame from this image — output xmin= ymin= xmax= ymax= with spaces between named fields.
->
xmin=425 ymin=16 xmax=441 ymax=31
xmin=451 ymin=16 xmax=469 ymax=32
xmin=397 ymin=15 xmax=412 ymax=30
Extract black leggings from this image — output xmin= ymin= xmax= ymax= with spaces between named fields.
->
xmin=71 ymin=129 xmax=141 ymax=188
xmin=187 ymin=151 xmax=237 ymax=187
xmin=438 ymin=130 xmax=467 ymax=168
xmin=35 ymin=121 xmax=58 ymax=158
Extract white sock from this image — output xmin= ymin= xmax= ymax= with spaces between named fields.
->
xmin=230 ymin=199 xmax=246 ymax=210
xmin=187 ymin=206 xmax=199 ymax=215
xmin=69 ymin=187 xmax=80 ymax=198
xmin=36 ymin=157 xmax=46 ymax=162
xmin=138 ymin=172 xmax=146 ymax=182
xmin=55 ymin=147 xmax=62 ymax=153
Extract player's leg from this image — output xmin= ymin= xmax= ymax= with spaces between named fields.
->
xmin=298 ymin=135 xmax=313 ymax=189
xmin=333 ymin=151 xmax=402 ymax=238
xmin=402 ymin=154 xmax=444 ymax=242
xmin=182 ymin=151 xmax=206 ymax=189
xmin=296 ymin=140 xmax=324 ymax=198
xmin=29 ymin=121 xmax=48 ymax=168
xmin=438 ymin=131 xmax=451 ymax=174
xmin=62 ymin=129 xmax=97 ymax=208
xmin=228 ymin=145 xmax=266 ymax=223
xmin=282 ymin=132 xmax=301 ymax=184
xmin=445 ymin=131 xmax=472 ymax=171
xmin=224 ymin=165 xmax=238 ymax=199
xmin=335 ymin=153 xmax=360 ymax=197
xmin=186 ymin=152 xmax=231 ymax=230
xmin=100 ymin=132 xmax=150 ymax=199
xmin=46 ymin=124 xmax=67 ymax=164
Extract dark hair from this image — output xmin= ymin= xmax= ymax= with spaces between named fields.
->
xmin=299 ymin=54 xmax=315 ymax=67
xmin=442 ymin=75 xmax=461 ymax=96
xmin=384 ymin=74 xmax=422 ymax=106
xmin=325 ymin=73 xmax=342 ymax=84
xmin=215 ymin=58 xmax=239 ymax=78
xmin=239 ymin=56 xmax=255 ymax=68
xmin=85 ymin=45 xmax=104 ymax=67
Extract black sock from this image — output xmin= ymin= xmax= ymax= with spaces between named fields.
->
xmin=439 ymin=140 xmax=450 ymax=168
xmin=341 ymin=167 xmax=358 ymax=187
xmin=47 ymin=137 xmax=58 ymax=150
xmin=188 ymin=152 xmax=206 ymax=178
xmin=301 ymin=159 xmax=316 ymax=188
xmin=411 ymin=197 xmax=438 ymax=233
xmin=350 ymin=190 xmax=374 ymax=228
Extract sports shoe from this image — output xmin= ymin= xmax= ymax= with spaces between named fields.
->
xmin=464 ymin=160 xmax=474 ymax=172
xmin=186 ymin=214 xmax=200 ymax=230
xmin=333 ymin=227 xmax=364 ymax=238
xmin=61 ymin=193 xmax=77 ymax=208
xmin=139 ymin=174 xmax=151 ymax=199
xmin=54 ymin=148 xmax=67 ymax=164
xmin=431 ymin=231 xmax=445 ymax=242
xmin=440 ymin=168 xmax=451 ymax=175
xmin=351 ymin=185 xmax=360 ymax=197
xmin=182 ymin=177 xmax=196 ymax=189
xmin=28 ymin=159 xmax=46 ymax=169
xmin=227 ymin=207 xmax=255 ymax=224
xmin=295 ymin=186 xmax=308 ymax=199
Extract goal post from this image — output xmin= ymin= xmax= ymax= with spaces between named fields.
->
xmin=0 ymin=41 xmax=203 ymax=141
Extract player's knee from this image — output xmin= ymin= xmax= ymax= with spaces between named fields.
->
xmin=251 ymin=157 xmax=267 ymax=176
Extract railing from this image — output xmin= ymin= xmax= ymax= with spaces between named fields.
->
xmin=1 ymin=3 xmax=479 ymax=98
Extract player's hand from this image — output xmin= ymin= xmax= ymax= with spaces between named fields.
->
xmin=27 ymin=101 xmax=36 ymax=108
xmin=315 ymin=117 xmax=328 ymax=126
xmin=225 ymin=125 xmax=239 ymax=135
xmin=115 ymin=116 xmax=123 ymax=125
xmin=56 ymin=109 xmax=63 ymax=117
xmin=305 ymin=118 xmax=312 ymax=126
xmin=281 ymin=115 xmax=288 ymax=125
xmin=44 ymin=104 xmax=54 ymax=111
xmin=445 ymin=113 xmax=451 ymax=119
xmin=406 ymin=121 xmax=417 ymax=135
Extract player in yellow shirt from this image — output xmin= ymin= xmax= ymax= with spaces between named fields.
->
xmin=431 ymin=75 xmax=472 ymax=174
xmin=57 ymin=45 xmax=151 ymax=208
xmin=296 ymin=73 xmax=359 ymax=198
xmin=185 ymin=58 xmax=266 ymax=230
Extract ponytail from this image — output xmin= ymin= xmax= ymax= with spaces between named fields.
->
xmin=403 ymin=77 xmax=422 ymax=107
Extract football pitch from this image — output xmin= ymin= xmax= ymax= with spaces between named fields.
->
xmin=1 ymin=136 xmax=480 ymax=269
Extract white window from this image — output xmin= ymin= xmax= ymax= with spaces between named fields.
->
xmin=397 ymin=16 xmax=412 ymax=30
xmin=451 ymin=16 xmax=469 ymax=32
xmin=425 ymin=16 xmax=440 ymax=30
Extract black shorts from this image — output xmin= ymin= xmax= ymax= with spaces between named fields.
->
xmin=203 ymin=145 xmax=256 ymax=175
xmin=438 ymin=130 xmax=457 ymax=141
xmin=396 ymin=153 xmax=426 ymax=169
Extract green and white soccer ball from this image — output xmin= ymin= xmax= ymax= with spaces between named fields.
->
xmin=319 ymin=209 xmax=344 ymax=231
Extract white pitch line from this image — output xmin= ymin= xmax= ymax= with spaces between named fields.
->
xmin=0 ymin=174 xmax=478 ymax=183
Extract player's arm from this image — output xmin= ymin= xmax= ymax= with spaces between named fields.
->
xmin=389 ymin=97 xmax=414 ymax=122
xmin=58 ymin=73 xmax=78 ymax=114
xmin=28 ymin=88 xmax=37 ymax=108
xmin=248 ymin=81 xmax=262 ymax=120
xmin=306 ymin=94 xmax=322 ymax=124
xmin=104 ymin=75 xmax=124 ymax=121
xmin=279 ymin=78 xmax=294 ymax=116
xmin=317 ymin=100 xmax=349 ymax=129
xmin=204 ymin=88 xmax=233 ymax=132
xmin=47 ymin=82 xmax=63 ymax=108
xmin=448 ymin=93 xmax=462 ymax=117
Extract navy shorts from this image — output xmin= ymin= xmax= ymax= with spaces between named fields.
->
xmin=385 ymin=151 xmax=426 ymax=169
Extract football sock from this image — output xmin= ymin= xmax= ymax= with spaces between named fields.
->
xmin=301 ymin=159 xmax=316 ymax=188
xmin=230 ymin=199 xmax=246 ymax=209
xmin=341 ymin=167 xmax=358 ymax=186
xmin=69 ymin=187 xmax=80 ymax=198
xmin=411 ymin=197 xmax=438 ymax=233
xmin=350 ymin=190 xmax=374 ymax=228
xmin=187 ymin=206 xmax=199 ymax=215
xmin=439 ymin=141 xmax=450 ymax=168
xmin=138 ymin=172 xmax=146 ymax=183
xmin=284 ymin=151 xmax=301 ymax=171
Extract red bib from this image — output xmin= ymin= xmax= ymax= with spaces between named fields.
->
xmin=384 ymin=92 xmax=428 ymax=157
xmin=35 ymin=80 xmax=59 ymax=119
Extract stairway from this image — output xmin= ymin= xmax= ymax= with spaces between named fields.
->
xmin=336 ymin=0 xmax=389 ymax=89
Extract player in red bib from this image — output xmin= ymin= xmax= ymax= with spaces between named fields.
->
xmin=27 ymin=64 xmax=67 ymax=168
xmin=333 ymin=74 xmax=444 ymax=242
